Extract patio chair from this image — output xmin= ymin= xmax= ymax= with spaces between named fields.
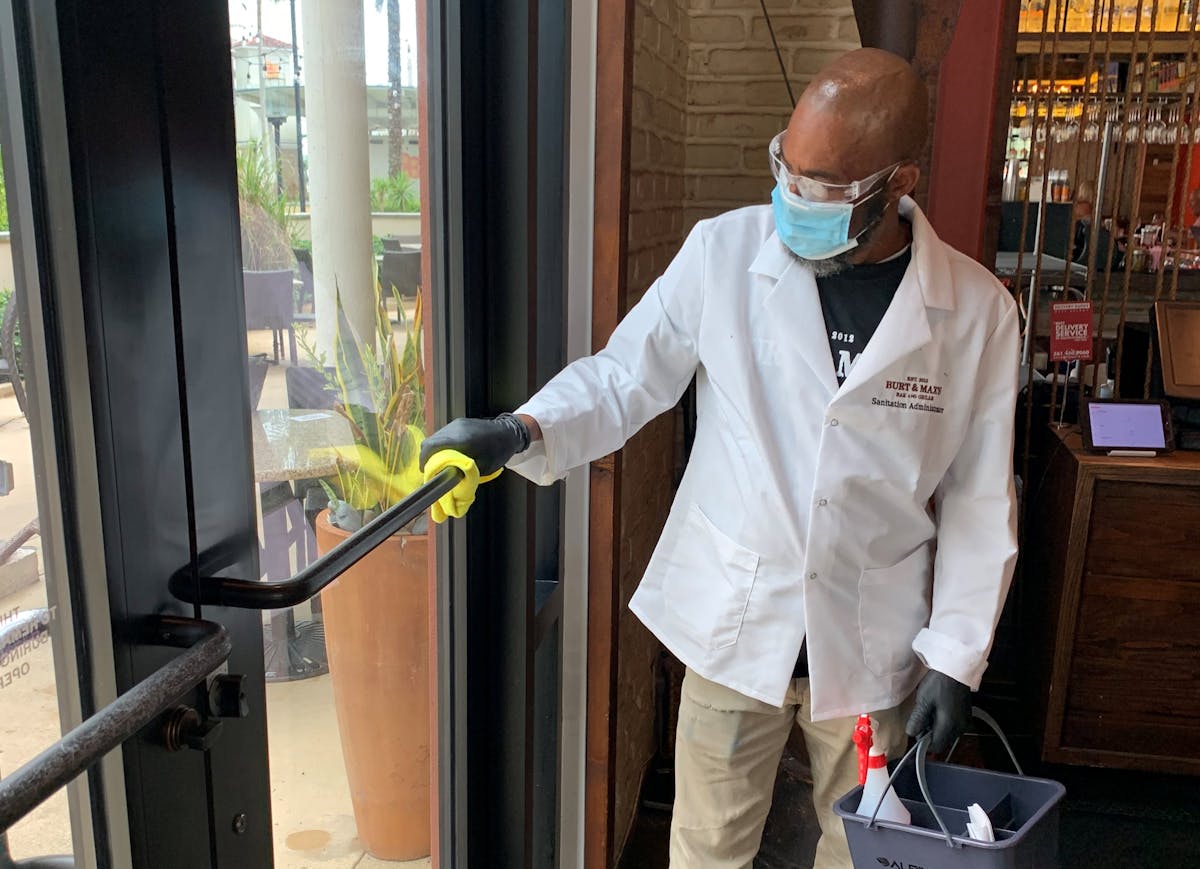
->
xmin=292 ymin=247 xmax=315 ymax=325
xmin=378 ymin=248 xmax=422 ymax=299
xmin=243 ymin=269 xmax=297 ymax=364
xmin=284 ymin=364 xmax=338 ymax=411
xmin=0 ymin=291 xmax=27 ymax=417
xmin=246 ymin=353 xmax=269 ymax=410
xmin=380 ymin=234 xmax=421 ymax=252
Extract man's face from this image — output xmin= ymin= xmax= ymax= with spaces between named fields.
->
xmin=777 ymin=106 xmax=902 ymax=275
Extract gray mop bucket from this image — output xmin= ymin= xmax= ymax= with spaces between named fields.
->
xmin=833 ymin=708 xmax=1065 ymax=869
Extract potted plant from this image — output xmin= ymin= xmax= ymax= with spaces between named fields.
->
xmin=305 ymin=285 xmax=430 ymax=861
xmin=237 ymin=143 xmax=297 ymax=353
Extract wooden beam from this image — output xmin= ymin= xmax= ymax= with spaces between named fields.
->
xmin=852 ymin=0 xmax=917 ymax=60
xmin=1017 ymin=33 xmax=1197 ymax=56
xmin=586 ymin=0 xmax=634 ymax=866
xmin=927 ymin=0 xmax=1019 ymax=261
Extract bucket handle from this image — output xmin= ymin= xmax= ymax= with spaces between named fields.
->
xmin=865 ymin=706 xmax=1024 ymax=849
xmin=946 ymin=706 xmax=1024 ymax=776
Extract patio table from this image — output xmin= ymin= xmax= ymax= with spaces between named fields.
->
xmin=252 ymin=408 xmax=353 ymax=481
xmin=251 ymin=408 xmax=354 ymax=681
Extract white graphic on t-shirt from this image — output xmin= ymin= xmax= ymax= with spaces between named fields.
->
xmin=836 ymin=349 xmax=862 ymax=380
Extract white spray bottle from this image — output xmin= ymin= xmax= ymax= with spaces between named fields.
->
xmin=853 ymin=716 xmax=911 ymax=825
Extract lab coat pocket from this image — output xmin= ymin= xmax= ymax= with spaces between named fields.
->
xmin=662 ymin=503 xmax=760 ymax=652
xmin=858 ymin=545 xmax=932 ymax=677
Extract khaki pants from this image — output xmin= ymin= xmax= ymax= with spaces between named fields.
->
xmin=669 ymin=669 xmax=911 ymax=869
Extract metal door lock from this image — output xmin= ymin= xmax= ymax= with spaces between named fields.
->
xmin=161 ymin=705 xmax=224 ymax=753
xmin=207 ymin=673 xmax=249 ymax=719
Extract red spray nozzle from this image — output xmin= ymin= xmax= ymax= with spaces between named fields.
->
xmin=852 ymin=714 xmax=873 ymax=785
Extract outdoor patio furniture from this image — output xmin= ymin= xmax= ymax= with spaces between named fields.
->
xmin=282 ymin=365 xmax=340 ymax=561
xmin=0 ymin=290 xmax=26 ymax=417
xmin=380 ymin=234 xmax=421 ymax=251
xmin=379 ymin=248 xmax=421 ymax=298
xmin=252 ymin=407 xmax=353 ymax=681
xmin=252 ymin=408 xmax=350 ymax=485
xmin=243 ymin=269 xmax=298 ymax=363
xmin=284 ymin=364 xmax=338 ymax=411
xmin=293 ymin=247 xmax=315 ymax=314
xmin=246 ymin=353 xmax=269 ymax=410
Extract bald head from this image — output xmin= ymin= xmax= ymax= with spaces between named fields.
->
xmin=773 ymin=49 xmax=928 ymax=270
xmin=781 ymin=48 xmax=928 ymax=184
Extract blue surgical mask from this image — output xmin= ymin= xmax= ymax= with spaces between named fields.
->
xmin=770 ymin=183 xmax=886 ymax=261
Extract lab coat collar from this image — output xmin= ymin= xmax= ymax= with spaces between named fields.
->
xmin=754 ymin=240 xmax=839 ymax=397
xmin=750 ymin=197 xmax=956 ymax=402
xmin=748 ymin=196 xmax=957 ymax=313
xmin=747 ymin=231 xmax=796 ymax=282
xmin=899 ymin=196 xmax=956 ymax=312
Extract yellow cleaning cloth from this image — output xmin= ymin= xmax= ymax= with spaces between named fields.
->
xmin=422 ymin=449 xmax=502 ymax=523
xmin=321 ymin=442 xmax=424 ymax=505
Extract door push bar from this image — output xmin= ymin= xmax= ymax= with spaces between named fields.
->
xmin=169 ymin=466 xmax=464 ymax=610
xmin=0 ymin=468 xmax=465 ymax=837
xmin=0 ymin=616 xmax=232 ymax=833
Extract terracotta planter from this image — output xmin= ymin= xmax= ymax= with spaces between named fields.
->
xmin=315 ymin=510 xmax=430 ymax=861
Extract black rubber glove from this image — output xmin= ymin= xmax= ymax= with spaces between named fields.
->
xmin=418 ymin=414 xmax=531 ymax=477
xmin=905 ymin=669 xmax=972 ymax=754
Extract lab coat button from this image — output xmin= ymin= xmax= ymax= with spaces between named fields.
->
xmin=829 ymin=418 xmax=839 ymax=427
xmin=808 ymin=572 xmax=818 ymax=580
xmin=817 ymin=498 xmax=828 ymax=506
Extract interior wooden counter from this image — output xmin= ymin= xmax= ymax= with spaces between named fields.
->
xmin=1025 ymin=426 xmax=1200 ymax=775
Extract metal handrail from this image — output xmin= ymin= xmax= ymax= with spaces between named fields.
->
xmin=169 ymin=466 xmax=464 ymax=610
xmin=0 ymin=616 xmax=230 ymax=832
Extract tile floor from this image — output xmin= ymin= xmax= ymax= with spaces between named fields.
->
xmin=266 ymin=671 xmax=430 ymax=869
xmin=0 ymin=330 xmax=429 ymax=867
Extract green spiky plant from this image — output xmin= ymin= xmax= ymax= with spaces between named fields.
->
xmin=299 ymin=281 xmax=426 ymax=533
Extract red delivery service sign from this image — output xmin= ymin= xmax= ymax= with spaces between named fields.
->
xmin=1049 ymin=301 xmax=1093 ymax=362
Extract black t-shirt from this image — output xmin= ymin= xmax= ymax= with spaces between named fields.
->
xmin=817 ymin=247 xmax=913 ymax=385
xmin=792 ymin=245 xmax=912 ymax=678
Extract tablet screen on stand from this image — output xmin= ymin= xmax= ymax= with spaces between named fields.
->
xmin=1080 ymin=399 xmax=1174 ymax=454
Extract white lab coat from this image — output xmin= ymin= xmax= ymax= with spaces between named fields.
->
xmin=510 ymin=197 xmax=1019 ymax=720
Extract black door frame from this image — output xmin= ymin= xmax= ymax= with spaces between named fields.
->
xmin=47 ymin=0 xmax=271 ymax=864
xmin=429 ymin=0 xmax=570 ymax=864
xmin=5 ymin=0 xmax=573 ymax=865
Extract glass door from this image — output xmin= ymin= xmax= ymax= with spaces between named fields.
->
xmin=0 ymin=1 xmax=110 ymax=862
xmin=230 ymin=0 xmax=441 ymax=864
xmin=0 ymin=0 xmax=575 ymax=866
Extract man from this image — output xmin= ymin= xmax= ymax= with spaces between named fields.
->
xmin=1071 ymin=194 xmax=1117 ymax=270
xmin=421 ymin=48 xmax=1019 ymax=868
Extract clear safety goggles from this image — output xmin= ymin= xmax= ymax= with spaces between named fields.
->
xmin=768 ymin=131 xmax=905 ymax=204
